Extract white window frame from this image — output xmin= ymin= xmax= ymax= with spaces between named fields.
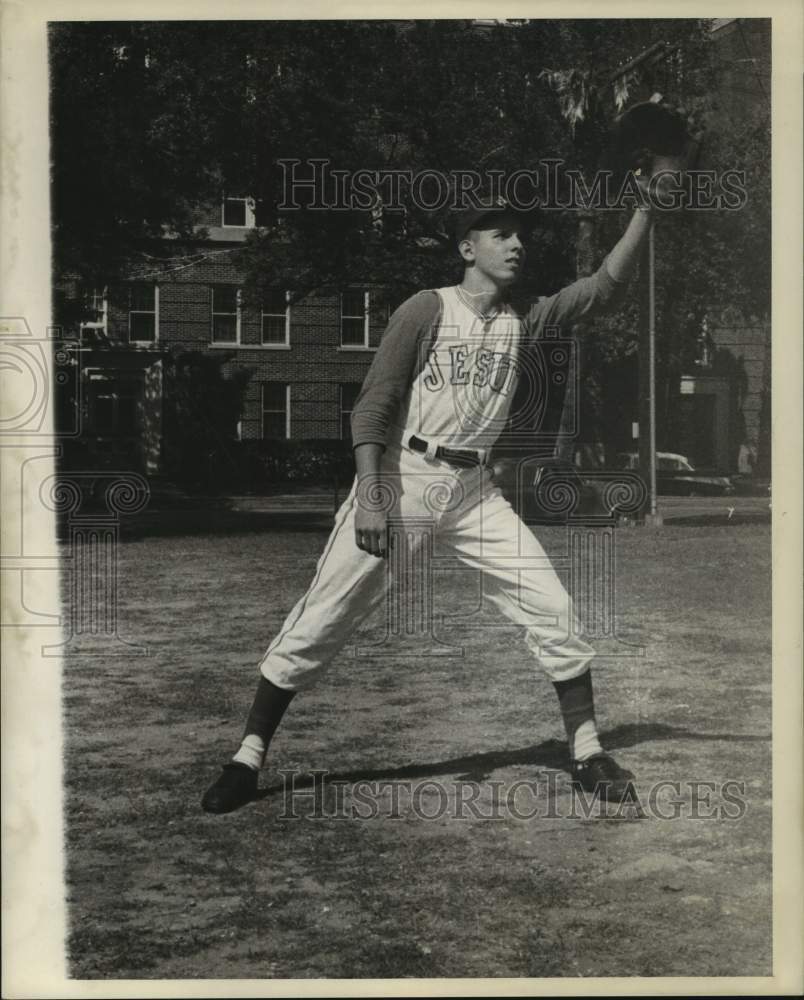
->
xmin=221 ymin=196 xmax=256 ymax=229
xmin=261 ymin=290 xmax=291 ymax=347
xmin=211 ymin=285 xmax=241 ymax=345
xmin=261 ymin=383 xmax=291 ymax=440
xmin=80 ymin=286 xmax=108 ymax=338
xmin=340 ymin=289 xmax=370 ymax=349
xmin=128 ymin=284 xmax=159 ymax=345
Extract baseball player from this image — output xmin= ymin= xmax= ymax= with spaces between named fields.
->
xmin=202 ymin=194 xmax=656 ymax=814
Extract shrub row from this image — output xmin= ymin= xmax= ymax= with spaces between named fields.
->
xmin=225 ymin=439 xmax=356 ymax=490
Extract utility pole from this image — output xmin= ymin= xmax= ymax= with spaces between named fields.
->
xmin=549 ymin=35 xmax=678 ymax=505
xmin=638 ymin=220 xmax=663 ymax=525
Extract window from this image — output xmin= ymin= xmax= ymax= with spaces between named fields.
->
xmin=222 ymin=196 xmax=256 ymax=228
xmin=80 ymin=286 xmax=107 ymax=338
xmin=128 ymin=284 xmax=158 ymax=343
xmin=262 ymin=382 xmax=289 ymax=439
xmin=211 ymin=285 xmax=240 ymax=343
xmin=340 ymin=289 xmax=370 ymax=347
xmin=262 ymin=290 xmax=291 ymax=345
xmin=340 ymin=383 xmax=362 ymax=441
xmin=658 ymin=455 xmax=695 ymax=473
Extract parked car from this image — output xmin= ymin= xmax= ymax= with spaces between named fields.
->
xmin=729 ymin=473 xmax=772 ymax=497
xmin=616 ymin=452 xmax=735 ymax=497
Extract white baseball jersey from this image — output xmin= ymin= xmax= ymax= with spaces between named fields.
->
xmin=390 ymin=286 xmax=522 ymax=456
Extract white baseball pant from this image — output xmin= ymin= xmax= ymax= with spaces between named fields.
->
xmin=259 ymin=442 xmax=595 ymax=690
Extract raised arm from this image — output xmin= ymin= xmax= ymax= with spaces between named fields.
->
xmin=605 ymin=205 xmax=653 ymax=282
xmin=526 ymin=203 xmax=656 ymax=333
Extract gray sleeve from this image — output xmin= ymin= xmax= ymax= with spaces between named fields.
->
xmin=525 ymin=255 xmax=629 ymax=335
xmin=350 ymin=290 xmax=441 ymax=449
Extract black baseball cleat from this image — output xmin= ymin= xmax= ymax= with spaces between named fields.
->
xmin=571 ymin=753 xmax=636 ymax=803
xmin=201 ymin=762 xmax=258 ymax=814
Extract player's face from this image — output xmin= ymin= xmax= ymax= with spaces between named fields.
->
xmin=462 ymin=214 xmax=527 ymax=288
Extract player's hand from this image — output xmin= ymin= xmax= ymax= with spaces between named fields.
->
xmin=354 ymin=507 xmax=389 ymax=558
xmin=636 ymin=155 xmax=685 ymax=210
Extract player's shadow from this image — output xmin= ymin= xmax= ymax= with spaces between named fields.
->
xmin=254 ymin=720 xmax=769 ymax=799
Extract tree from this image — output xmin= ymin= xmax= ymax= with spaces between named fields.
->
xmin=51 ymin=19 xmax=770 ymax=457
xmin=530 ymin=19 xmax=770 ymax=459
xmin=51 ymin=20 xmax=686 ymax=297
xmin=50 ymin=22 xmax=222 ymax=286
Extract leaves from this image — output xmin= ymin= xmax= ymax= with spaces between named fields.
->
xmin=538 ymin=68 xmax=591 ymax=134
xmin=613 ymin=72 xmax=639 ymax=112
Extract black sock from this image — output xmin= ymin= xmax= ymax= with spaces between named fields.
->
xmin=553 ymin=670 xmax=603 ymax=761
xmin=243 ymin=677 xmax=296 ymax=744
xmin=232 ymin=678 xmax=296 ymax=769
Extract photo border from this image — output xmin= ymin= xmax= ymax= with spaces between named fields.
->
xmin=2 ymin=2 xmax=801 ymax=996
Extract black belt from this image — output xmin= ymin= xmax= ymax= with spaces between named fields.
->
xmin=408 ymin=435 xmax=485 ymax=469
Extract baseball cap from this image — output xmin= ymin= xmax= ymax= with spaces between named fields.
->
xmin=453 ymin=195 xmax=533 ymax=244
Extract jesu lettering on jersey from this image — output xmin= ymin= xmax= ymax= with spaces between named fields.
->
xmin=422 ymin=346 xmax=520 ymax=396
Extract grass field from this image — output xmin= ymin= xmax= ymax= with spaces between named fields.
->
xmin=63 ymin=519 xmax=772 ymax=980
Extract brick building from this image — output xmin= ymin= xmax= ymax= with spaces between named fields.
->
xmin=64 ymin=196 xmax=391 ymax=474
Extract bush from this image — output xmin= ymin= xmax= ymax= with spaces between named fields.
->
xmin=210 ymin=438 xmax=356 ymax=492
